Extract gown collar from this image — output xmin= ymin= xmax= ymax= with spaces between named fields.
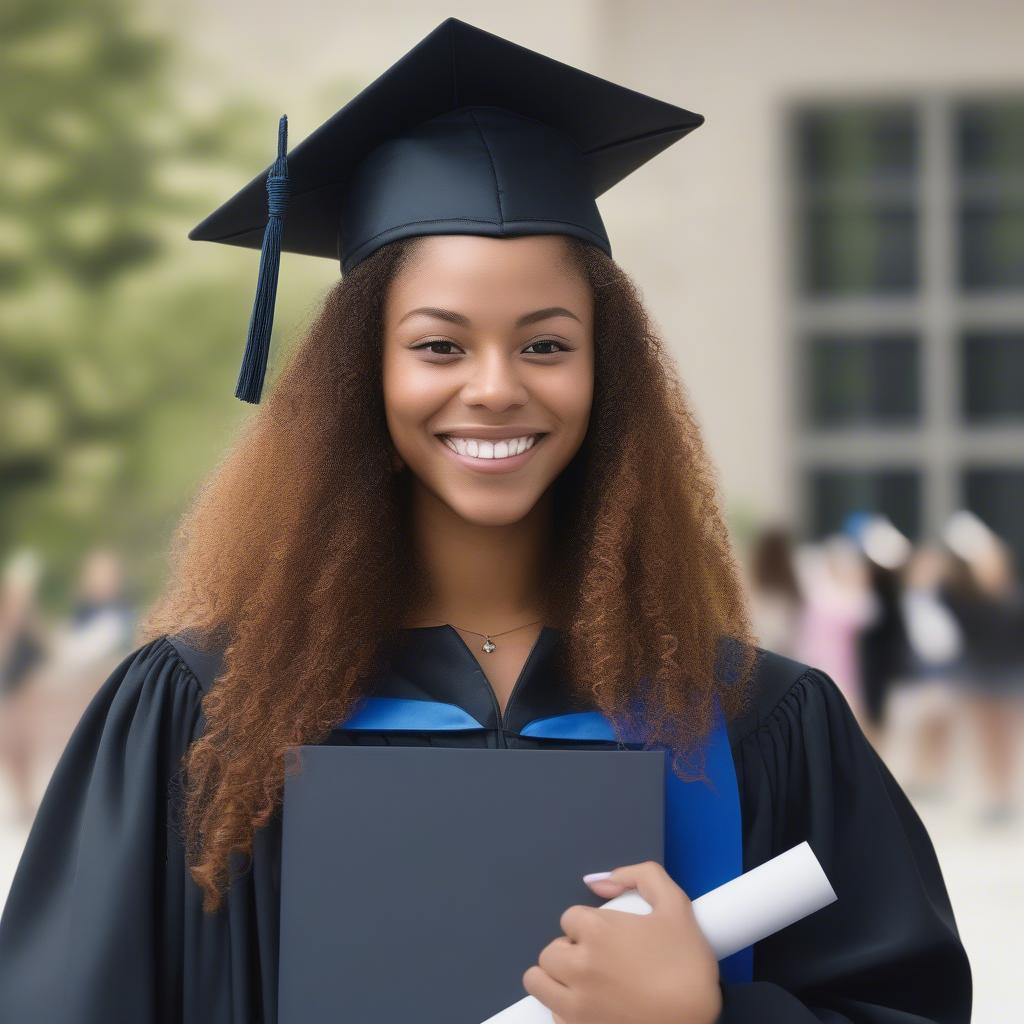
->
xmin=373 ymin=624 xmax=594 ymax=735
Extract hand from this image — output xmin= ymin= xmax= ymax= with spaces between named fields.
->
xmin=522 ymin=860 xmax=722 ymax=1024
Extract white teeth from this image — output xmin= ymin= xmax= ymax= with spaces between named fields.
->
xmin=441 ymin=434 xmax=540 ymax=460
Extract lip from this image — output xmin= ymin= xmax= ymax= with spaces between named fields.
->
xmin=436 ymin=433 xmax=544 ymax=474
xmin=436 ymin=427 xmax=549 ymax=440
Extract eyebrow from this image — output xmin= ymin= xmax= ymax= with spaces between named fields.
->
xmin=397 ymin=305 xmax=582 ymax=328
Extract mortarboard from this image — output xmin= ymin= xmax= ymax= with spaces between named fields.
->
xmin=187 ymin=16 xmax=704 ymax=404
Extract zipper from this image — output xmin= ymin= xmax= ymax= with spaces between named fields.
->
xmin=447 ymin=624 xmax=544 ymax=749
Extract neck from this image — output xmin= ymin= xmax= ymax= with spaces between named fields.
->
xmin=406 ymin=482 xmax=553 ymax=632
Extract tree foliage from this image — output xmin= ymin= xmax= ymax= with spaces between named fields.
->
xmin=0 ymin=0 xmax=295 ymax=609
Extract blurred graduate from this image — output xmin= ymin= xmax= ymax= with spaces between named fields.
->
xmin=0 ymin=18 xmax=971 ymax=1024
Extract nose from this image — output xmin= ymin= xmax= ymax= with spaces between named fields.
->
xmin=459 ymin=347 xmax=529 ymax=411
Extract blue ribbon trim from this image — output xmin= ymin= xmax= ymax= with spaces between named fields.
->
xmin=337 ymin=696 xmax=485 ymax=731
xmin=520 ymin=710 xmax=614 ymax=740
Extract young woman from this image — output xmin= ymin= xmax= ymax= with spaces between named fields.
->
xmin=0 ymin=17 xmax=971 ymax=1024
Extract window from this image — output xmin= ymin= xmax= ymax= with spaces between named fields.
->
xmin=790 ymin=94 xmax=1024 ymax=566
xmin=961 ymin=329 xmax=1024 ymax=422
xmin=808 ymin=467 xmax=922 ymax=540
xmin=956 ymin=99 xmax=1024 ymax=290
xmin=797 ymin=105 xmax=919 ymax=295
xmin=807 ymin=332 xmax=920 ymax=427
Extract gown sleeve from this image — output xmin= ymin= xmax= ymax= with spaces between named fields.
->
xmin=718 ymin=666 xmax=972 ymax=1023
xmin=0 ymin=636 xmax=206 ymax=1022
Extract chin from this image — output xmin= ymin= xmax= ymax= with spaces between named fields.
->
xmin=440 ymin=491 xmax=543 ymax=528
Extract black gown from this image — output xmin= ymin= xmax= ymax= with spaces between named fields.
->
xmin=0 ymin=626 xmax=972 ymax=1023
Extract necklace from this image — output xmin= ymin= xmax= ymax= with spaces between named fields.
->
xmin=450 ymin=618 xmax=542 ymax=654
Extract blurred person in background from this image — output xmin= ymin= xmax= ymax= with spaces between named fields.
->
xmin=33 ymin=545 xmax=137 ymax=714
xmin=898 ymin=543 xmax=965 ymax=803
xmin=56 ymin=548 xmax=137 ymax=672
xmin=0 ymin=551 xmax=48 ymax=824
xmin=791 ymin=535 xmax=877 ymax=726
xmin=940 ymin=513 xmax=1024 ymax=826
xmin=3 ymin=548 xmax=138 ymax=826
xmin=852 ymin=517 xmax=913 ymax=753
xmin=746 ymin=525 xmax=803 ymax=658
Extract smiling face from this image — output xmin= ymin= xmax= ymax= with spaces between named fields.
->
xmin=382 ymin=234 xmax=595 ymax=527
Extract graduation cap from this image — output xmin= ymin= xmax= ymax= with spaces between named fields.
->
xmin=188 ymin=16 xmax=704 ymax=404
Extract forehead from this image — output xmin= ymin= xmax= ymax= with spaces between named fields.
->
xmin=385 ymin=234 xmax=589 ymax=318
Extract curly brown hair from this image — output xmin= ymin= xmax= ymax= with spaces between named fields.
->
xmin=139 ymin=234 xmax=759 ymax=913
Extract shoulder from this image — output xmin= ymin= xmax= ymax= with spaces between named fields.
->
xmin=92 ymin=632 xmax=221 ymax=713
xmin=725 ymin=646 xmax=833 ymax=748
xmin=164 ymin=632 xmax=226 ymax=695
xmin=41 ymin=635 xmax=213 ymax=766
xmin=99 ymin=633 xmax=209 ymax=704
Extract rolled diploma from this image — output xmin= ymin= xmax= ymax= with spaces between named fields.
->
xmin=480 ymin=840 xmax=836 ymax=1024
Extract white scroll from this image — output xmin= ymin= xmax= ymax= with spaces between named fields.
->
xmin=480 ymin=841 xmax=837 ymax=1024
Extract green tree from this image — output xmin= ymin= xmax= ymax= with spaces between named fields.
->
xmin=0 ymin=0 xmax=291 ymax=609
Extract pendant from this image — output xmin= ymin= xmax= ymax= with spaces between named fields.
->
xmin=482 ymin=638 xmax=497 ymax=653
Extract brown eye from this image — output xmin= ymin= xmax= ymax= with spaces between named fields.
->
xmin=413 ymin=339 xmax=461 ymax=356
xmin=523 ymin=339 xmax=568 ymax=355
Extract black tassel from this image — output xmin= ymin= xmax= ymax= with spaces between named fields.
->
xmin=235 ymin=115 xmax=290 ymax=404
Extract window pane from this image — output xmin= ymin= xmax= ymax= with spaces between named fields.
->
xmin=957 ymin=98 xmax=1024 ymax=179
xmin=808 ymin=332 xmax=920 ymax=427
xmin=961 ymin=329 xmax=1024 ymax=422
xmin=796 ymin=104 xmax=918 ymax=296
xmin=956 ymin=98 xmax=1024 ymax=290
xmin=799 ymin=106 xmax=917 ymax=185
xmin=962 ymin=466 xmax=1024 ymax=570
xmin=802 ymin=200 xmax=918 ymax=294
xmin=808 ymin=467 xmax=921 ymax=540
xmin=958 ymin=201 xmax=1024 ymax=290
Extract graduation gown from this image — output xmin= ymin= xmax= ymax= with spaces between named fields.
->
xmin=0 ymin=626 xmax=972 ymax=1023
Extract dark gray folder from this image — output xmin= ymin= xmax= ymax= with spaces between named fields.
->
xmin=278 ymin=745 xmax=665 ymax=1024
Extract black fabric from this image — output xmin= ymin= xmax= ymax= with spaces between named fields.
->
xmin=720 ymin=666 xmax=971 ymax=1022
xmin=858 ymin=564 xmax=910 ymax=727
xmin=0 ymin=629 xmax=971 ymax=1023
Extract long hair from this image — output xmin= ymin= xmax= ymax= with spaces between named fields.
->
xmin=139 ymin=234 xmax=760 ymax=913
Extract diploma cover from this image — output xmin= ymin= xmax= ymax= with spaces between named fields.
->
xmin=277 ymin=697 xmax=751 ymax=1024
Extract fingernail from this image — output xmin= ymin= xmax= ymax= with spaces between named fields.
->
xmin=583 ymin=871 xmax=613 ymax=883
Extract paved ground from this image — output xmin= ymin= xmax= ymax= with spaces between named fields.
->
xmin=878 ymin=687 xmax=1023 ymax=1023
xmin=0 ymin=690 xmax=1020 ymax=1020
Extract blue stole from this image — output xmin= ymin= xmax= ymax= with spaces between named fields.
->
xmin=336 ymin=697 xmax=753 ymax=984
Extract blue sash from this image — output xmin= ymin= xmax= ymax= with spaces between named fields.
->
xmin=337 ymin=697 xmax=753 ymax=984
